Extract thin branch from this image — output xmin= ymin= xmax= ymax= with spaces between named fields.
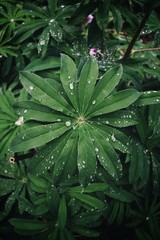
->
xmin=131 ymin=47 xmax=160 ymax=54
xmin=121 ymin=8 xmax=152 ymax=60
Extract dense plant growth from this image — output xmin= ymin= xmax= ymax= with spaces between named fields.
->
xmin=0 ymin=0 xmax=160 ymax=239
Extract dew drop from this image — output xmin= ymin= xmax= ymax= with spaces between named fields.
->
xmin=65 ymin=121 xmax=71 ymax=127
xmin=29 ymin=86 xmax=34 ymax=90
xmin=69 ymin=82 xmax=74 ymax=90
xmin=92 ymin=100 xmax=96 ymax=104
xmin=15 ymin=116 xmax=24 ymax=126
xmin=111 ymin=134 xmax=116 ymax=142
xmin=95 ymin=147 xmax=99 ymax=152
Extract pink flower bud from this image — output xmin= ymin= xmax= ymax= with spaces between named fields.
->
xmin=84 ymin=14 xmax=94 ymax=26
xmin=89 ymin=48 xmax=97 ymax=56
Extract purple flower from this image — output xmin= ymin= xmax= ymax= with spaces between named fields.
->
xmin=85 ymin=14 xmax=94 ymax=26
xmin=89 ymin=48 xmax=97 ymax=56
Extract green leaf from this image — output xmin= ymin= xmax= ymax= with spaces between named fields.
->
xmin=15 ymin=20 xmax=47 ymax=43
xmin=70 ymin=183 xmax=107 ymax=193
xmin=135 ymin=91 xmax=160 ymax=106
xmin=68 ymin=192 xmax=105 ymax=209
xmin=77 ymin=125 xmax=97 ymax=186
xmin=48 ymin=0 xmax=57 ymax=14
xmin=28 ymin=173 xmax=48 ymax=189
xmin=72 ymin=226 xmax=99 ymax=237
xmin=49 ymin=21 xmax=63 ymax=42
xmin=90 ymin=65 xmax=123 ymax=107
xmin=88 ymin=89 xmax=140 ymax=117
xmin=9 ymin=218 xmax=49 ymax=231
xmin=111 ymin=6 xmax=123 ymax=32
xmin=10 ymin=123 xmax=69 ymax=152
xmin=0 ymin=179 xmax=17 ymax=196
xmin=38 ymin=27 xmax=50 ymax=56
xmin=90 ymin=125 xmax=122 ymax=179
xmin=151 ymin=154 xmax=160 ymax=195
xmin=46 ymin=186 xmax=60 ymax=213
xmin=60 ymin=54 xmax=79 ymax=110
xmin=129 ymin=142 xmax=150 ymax=189
xmin=58 ymin=195 xmax=67 ymax=229
xmin=94 ymin=110 xmax=138 ymax=128
xmin=19 ymin=71 xmax=75 ymax=117
xmin=14 ymin=100 xmax=66 ymax=122
xmin=24 ymin=56 xmax=60 ymax=72
xmin=78 ymin=57 xmax=98 ymax=114
xmin=28 ymin=131 xmax=72 ymax=175
xmin=93 ymin=123 xmax=130 ymax=153
xmin=53 ymin=130 xmax=78 ymax=181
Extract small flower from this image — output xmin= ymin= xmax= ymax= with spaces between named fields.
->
xmin=89 ymin=48 xmax=104 ymax=57
xmin=89 ymin=48 xmax=97 ymax=56
xmin=84 ymin=14 xmax=94 ymax=26
xmin=9 ymin=157 xmax=16 ymax=164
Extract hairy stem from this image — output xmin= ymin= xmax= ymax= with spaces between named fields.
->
xmin=131 ymin=47 xmax=160 ymax=54
xmin=122 ymin=8 xmax=152 ymax=60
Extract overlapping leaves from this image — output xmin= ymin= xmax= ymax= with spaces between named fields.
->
xmin=10 ymin=54 xmax=140 ymax=185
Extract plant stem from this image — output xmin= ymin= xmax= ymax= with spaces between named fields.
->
xmin=131 ymin=47 xmax=160 ymax=54
xmin=122 ymin=7 xmax=152 ymax=60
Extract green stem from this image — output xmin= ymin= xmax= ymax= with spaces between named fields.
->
xmin=122 ymin=7 xmax=152 ymax=60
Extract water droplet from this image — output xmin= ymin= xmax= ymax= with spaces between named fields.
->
xmin=92 ymin=100 xmax=96 ymax=104
xmin=65 ymin=121 xmax=71 ymax=127
xmin=95 ymin=147 xmax=99 ymax=152
xmin=15 ymin=116 xmax=24 ymax=126
xmin=111 ymin=134 xmax=116 ymax=142
xmin=39 ymin=40 xmax=45 ymax=45
xmin=24 ymin=110 xmax=27 ymax=113
xmin=69 ymin=82 xmax=74 ymax=90
xmin=29 ymin=86 xmax=34 ymax=90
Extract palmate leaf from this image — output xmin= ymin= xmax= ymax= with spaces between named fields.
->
xmin=10 ymin=123 xmax=70 ymax=152
xmin=89 ymin=125 xmax=122 ymax=179
xmin=134 ymin=91 xmax=160 ymax=106
xmin=10 ymin=54 xmax=142 ymax=186
xmin=92 ymin=123 xmax=131 ymax=153
xmin=87 ymin=89 xmax=140 ymax=117
xmin=53 ymin=130 xmax=78 ymax=182
xmin=14 ymin=100 xmax=67 ymax=123
xmin=78 ymin=125 xmax=97 ymax=186
xmin=27 ymin=131 xmax=72 ymax=175
xmin=90 ymin=65 xmax=123 ymax=106
xmin=9 ymin=218 xmax=49 ymax=231
xmin=60 ymin=54 xmax=79 ymax=110
xmin=19 ymin=71 xmax=76 ymax=117
xmin=78 ymin=56 xmax=98 ymax=114
xmin=93 ymin=110 xmax=138 ymax=128
xmin=129 ymin=141 xmax=150 ymax=190
xmin=24 ymin=56 xmax=60 ymax=72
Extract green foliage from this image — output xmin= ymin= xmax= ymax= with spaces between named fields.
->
xmin=0 ymin=0 xmax=160 ymax=239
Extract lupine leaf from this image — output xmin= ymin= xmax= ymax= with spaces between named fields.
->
xmin=93 ymin=110 xmax=138 ymax=127
xmin=58 ymin=195 xmax=67 ymax=229
xmin=90 ymin=65 xmax=123 ymax=107
xmin=89 ymin=125 xmax=122 ymax=179
xmin=135 ymin=91 xmax=160 ymax=106
xmin=88 ymin=89 xmax=140 ymax=117
xmin=53 ymin=129 xmax=78 ymax=181
xmin=77 ymin=125 xmax=97 ymax=186
xmin=78 ymin=57 xmax=98 ymax=114
xmin=60 ymin=54 xmax=79 ymax=110
xmin=9 ymin=218 xmax=49 ymax=230
xmin=24 ymin=56 xmax=60 ymax=72
xmin=19 ymin=71 xmax=75 ymax=117
xmin=10 ymin=123 xmax=70 ymax=152
xmin=14 ymin=100 xmax=67 ymax=122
